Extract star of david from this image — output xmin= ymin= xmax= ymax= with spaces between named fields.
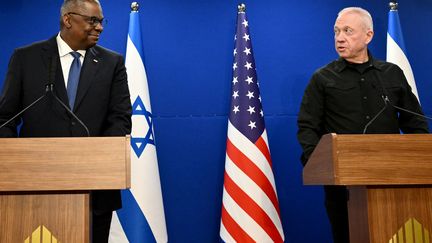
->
xmin=131 ymin=96 xmax=155 ymax=158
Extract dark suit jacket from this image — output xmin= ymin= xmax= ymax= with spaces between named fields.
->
xmin=0 ymin=36 xmax=132 ymax=212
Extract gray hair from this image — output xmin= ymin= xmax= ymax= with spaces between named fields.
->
xmin=60 ymin=0 xmax=101 ymax=16
xmin=338 ymin=7 xmax=373 ymax=31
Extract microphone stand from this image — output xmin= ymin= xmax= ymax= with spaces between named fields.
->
xmin=46 ymin=84 xmax=90 ymax=137
xmin=363 ymin=95 xmax=388 ymax=134
xmin=0 ymin=85 xmax=51 ymax=130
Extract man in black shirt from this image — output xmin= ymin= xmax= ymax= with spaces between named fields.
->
xmin=297 ymin=7 xmax=429 ymax=243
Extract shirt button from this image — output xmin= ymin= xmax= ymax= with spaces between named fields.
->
xmin=363 ymin=96 xmax=368 ymax=100
xmin=366 ymin=115 xmax=370 ymax=120
xmin=360 ymin=77 xmax=365 ymax=82
xmin=71 ymin=121 xmax=76 ymax=126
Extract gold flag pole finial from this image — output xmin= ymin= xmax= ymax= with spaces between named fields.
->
xmin=131 ymin=2 xmax=139 ymax=12
xmin=238 ymin=3 xmax=246 ymax=13
xmin=389 ymin=2 xmax=398 ymax=11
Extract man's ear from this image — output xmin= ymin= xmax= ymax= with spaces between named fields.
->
xmin=365 ymin=30 xmax=374 ymax=45
xmin=62 ymin=14 xmax=72 ymax=29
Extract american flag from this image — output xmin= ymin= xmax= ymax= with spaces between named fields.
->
xmin=220 ymin=4 xmax=284 ymax=242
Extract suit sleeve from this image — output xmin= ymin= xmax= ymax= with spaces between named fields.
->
xmin=0 ymin=50 xmax=23 ymax=137
xmin=297 ymin=72 xmax=325 ymax=166
xmin=102 ymin=55 xmax=132 ymax=136
xmin=393 ymin=67 xmax=429 ymax=134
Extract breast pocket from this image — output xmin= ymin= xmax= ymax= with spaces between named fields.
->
xmin=325 ymin=82 xmax=357 ymax=99
xmin=383 ymin=83 xmax=402 ymax=104
xmin=324 ymin=82 xmax=359 ymax=113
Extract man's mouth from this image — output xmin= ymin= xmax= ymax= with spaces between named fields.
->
xmin=337 ymin=46 xmax=346 ymax=51
xmin=89 ymin=33 xmax=100 ymax=39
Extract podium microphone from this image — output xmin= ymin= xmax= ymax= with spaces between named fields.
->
xmin=46 ymin=55 xmax=90 ymax=137
xmin=46 ymin=84 xmax=90 ymax=137
xmin=388 ymin=97 xmax=432 ymax=122
xmin=362 ymin=95 xmax=389 ymax=134
xmin=0 ymin=86 xmax=50 ymax=131
xmin=0 ymin=56 xmax=90 ymax=137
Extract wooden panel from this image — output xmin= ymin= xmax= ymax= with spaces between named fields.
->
xmin=0 ymin=136 xmax=130 ymax=191
xmin=367 ymin=186 xmax=432 ymax=243
xmin=337 ymin=135 xmax=432 ymax=185
xmin=304 ymin=134 xmax=432 ymax=185
xmin=348 ymin=186 xmax=432 ymax=243
xmin=303 ymin=133 xmax=337 ymax=184
xmin=347 ymin=186 xmax=370 ymax=243
xmin=0 ymin=192 xmax=89 ymax=243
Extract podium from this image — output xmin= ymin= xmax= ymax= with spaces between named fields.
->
xmin=0 ymin=136 xmax=130 ymax=243
xmin=303 ymin=133 xmax=432 ymax=243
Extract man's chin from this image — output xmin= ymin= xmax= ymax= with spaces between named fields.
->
xmin=337 ymin=52 xmax=349 ymax=59
xmin=85 ymin=39 xmax=98 ymax=49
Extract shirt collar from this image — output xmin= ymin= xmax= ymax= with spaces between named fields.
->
xmin=56 ymin=33 xmax=86 ymax=58
xmin=334 ymin=50 xmax=383 ymax=72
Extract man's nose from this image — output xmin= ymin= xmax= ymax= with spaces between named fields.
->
xmin=335 ymin=34 xmax=345 ymax=42
xmin=94 ymin=23 xmax=103 ymax=32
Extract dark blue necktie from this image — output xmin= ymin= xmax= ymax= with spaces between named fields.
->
xmin=67 ymin=51 xmax=81 ymax=109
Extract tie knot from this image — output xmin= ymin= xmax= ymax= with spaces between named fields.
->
xmin=70 ymin=51 xmax=81 ymax=59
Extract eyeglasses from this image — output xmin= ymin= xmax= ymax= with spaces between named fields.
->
xmin=67 ymin=12 xmax=107 ymax=27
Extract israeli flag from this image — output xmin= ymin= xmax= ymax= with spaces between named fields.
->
xmin=109 ymin=6 xmax=168 ymax=243
xmin=387 ymin=4 xmax=419 ymax=101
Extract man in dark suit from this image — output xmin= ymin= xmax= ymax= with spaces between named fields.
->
xmin=0 ymin=0 xmax=131 ymax=242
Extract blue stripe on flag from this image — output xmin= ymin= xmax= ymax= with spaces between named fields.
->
xmin=117 ymin=190 xmax=157 ymax=243
xmin=128 ymin=11 xmax=144 ymax=60
xmin=388 ymin=10 xmax=406 ymax=52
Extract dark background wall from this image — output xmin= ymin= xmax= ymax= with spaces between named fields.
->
xmin=0 ymin=1 xmax=430 ymax=242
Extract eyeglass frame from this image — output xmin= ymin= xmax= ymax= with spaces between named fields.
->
xmin=67 ymin=12 xmax=107 ymax=27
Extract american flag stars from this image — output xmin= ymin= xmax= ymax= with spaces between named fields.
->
xmin=244 ymin=61 xmax=252 ymax=70
xmin=228 ymin=11 xmax=265 ymax=141
xmin=242 ymin=19 xmax=248 ymax=27
xmin=245 ymin=76 xmax=253 ymax=84
xmin=242 ymin=33 xmax=250 ymax=42
xmin=243 ymin=47 xmax=251 ymax=55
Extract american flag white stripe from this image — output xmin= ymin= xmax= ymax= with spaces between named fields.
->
xmin=261 ymin=130 xmax=270 ymax=147
xmin=224 ymin=154 xmax=284 ymax=236
xmin=222 ymin=188 xmax=274 ymax=242
xmin=227 ymin=121 xmax=276 ymax=188
xmin=226 ymin=137 xmax=281 ymax=216
xmin=220 ymin=222 xmax=236 ymax=243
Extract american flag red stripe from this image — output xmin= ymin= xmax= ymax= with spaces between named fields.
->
xmin=224 ymin=172 xmax=284 ymax=242
xmin=255 ymin=136 xmax=272 ymax=166
xmin=220 ymin=5 xmax=284 ymax=242
xmin=226 ymin=138 xmax=281 ymax=215
xmin=221 ymin=204 xmax=256 ymax=242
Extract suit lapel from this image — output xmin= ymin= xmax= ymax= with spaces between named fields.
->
xmin=74 ymin=47 xmax=99 ymax=110
xmin=42 ymin=37 xmax=70 ymax=112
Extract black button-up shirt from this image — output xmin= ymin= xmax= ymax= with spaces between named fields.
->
xmin=297 ymin=54 xmax=429 ymax=165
